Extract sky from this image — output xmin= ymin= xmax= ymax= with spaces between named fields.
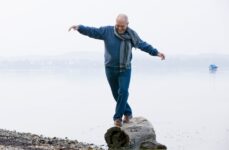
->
xmin=0 ymin=0 xmax=228 ymax=57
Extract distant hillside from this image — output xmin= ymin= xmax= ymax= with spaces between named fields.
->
xmin=0 ymin=52 xmax=228 ymax=71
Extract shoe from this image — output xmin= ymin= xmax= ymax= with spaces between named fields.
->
xmin=123 ymin=115 xmax=133 ymax=123
xmin=114 ymin=119 xmax=122 ymax=127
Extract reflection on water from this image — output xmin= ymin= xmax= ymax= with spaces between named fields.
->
xmin=0 ymin=68 xmax=229 ymax=150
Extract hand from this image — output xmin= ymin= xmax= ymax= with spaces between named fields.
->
xmin=68 ymin=25 xmax=79 ymax=32
xmin=157 ymin=52 xmax=165 ymax=60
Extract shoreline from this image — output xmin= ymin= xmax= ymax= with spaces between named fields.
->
xmin=0 ymin=128 xmax=105 ymax=150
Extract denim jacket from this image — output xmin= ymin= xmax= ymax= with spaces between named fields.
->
xmin=78 ymin=25 xmax=158 ymax=68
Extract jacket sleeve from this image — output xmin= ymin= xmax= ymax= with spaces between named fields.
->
xmin=77 ymin=25 xmax=106 ymax=40
xmin=136 ymin=38 xmax=159 ymax=56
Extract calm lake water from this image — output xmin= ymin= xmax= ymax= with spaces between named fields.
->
xmin=0 ymin=66 xmax=228 ymax=150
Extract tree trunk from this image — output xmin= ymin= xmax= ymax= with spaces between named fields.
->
xmin=105 ymin=117 xmax=167 ymax=150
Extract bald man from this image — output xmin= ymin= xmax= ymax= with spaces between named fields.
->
xmin=69 ymin=14 xmax=165 ymax=127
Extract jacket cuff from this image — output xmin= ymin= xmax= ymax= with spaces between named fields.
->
xmin=150 ymin=48 xmax=159 ymax=56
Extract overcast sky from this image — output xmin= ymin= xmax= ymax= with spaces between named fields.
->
xmin=0 ymin=0 xmax=228 ymax=57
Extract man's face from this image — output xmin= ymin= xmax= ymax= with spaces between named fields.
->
xmin=115 ymin=19 xmax=128 ymax=34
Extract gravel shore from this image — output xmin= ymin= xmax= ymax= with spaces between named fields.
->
xmin=0 ymin=129 xmax=105 ymax=150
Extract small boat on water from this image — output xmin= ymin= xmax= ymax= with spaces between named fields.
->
xmin=209 ymin=64 xmax=218 ymax=72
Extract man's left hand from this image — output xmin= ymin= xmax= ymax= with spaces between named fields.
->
xmin=157 ymin=52 xmax=165 ymax=60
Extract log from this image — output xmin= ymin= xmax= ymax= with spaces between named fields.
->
xmin=105 ymin=117 xmax=167 ymax=150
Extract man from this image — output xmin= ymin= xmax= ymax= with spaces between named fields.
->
xmin=69 ymin=14 xmax=165 ymax=127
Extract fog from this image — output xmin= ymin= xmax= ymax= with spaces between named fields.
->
xmin=0 ymin=0 xmax=229 ymax=56
xmin=0 ymin=1 xmax=229 ymax=149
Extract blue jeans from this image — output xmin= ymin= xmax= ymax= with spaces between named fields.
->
xmin=105 ymin=67 xmax=132 ymax=121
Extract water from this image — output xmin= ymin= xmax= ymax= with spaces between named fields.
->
xmin=0 ymin=64 xmax=229 ymax=150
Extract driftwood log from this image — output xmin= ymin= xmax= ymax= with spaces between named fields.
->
xmin=105 ymin=117 xmax=167 ymax=150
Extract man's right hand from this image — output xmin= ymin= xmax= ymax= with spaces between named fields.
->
xmin=68 ymin=25 xmax=79 ymax=32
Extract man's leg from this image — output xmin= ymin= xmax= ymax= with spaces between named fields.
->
xmin=105 ymin=67 xmax=123 ymax=126
xmin=124 ymin=103 xmax=132 ymax=117
xmin=114 ymin=68 xmax=132 ymax=120
xmin=105 ymin=67 xmax=119 ymax=102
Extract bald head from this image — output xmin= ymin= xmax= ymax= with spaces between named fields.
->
xmin=116 ymin=14 xmax=129 ymax=23
xmin=115 ymin=14 xmax=129 ymax=34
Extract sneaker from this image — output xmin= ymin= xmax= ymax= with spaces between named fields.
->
xmin=123 ymin=115 xmax=133 ymax=123
xmin=114 ymin=119 xmax=122 ymax=127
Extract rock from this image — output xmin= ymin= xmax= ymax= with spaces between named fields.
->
xmin=105 ymin=117 xmax=167 ymax=150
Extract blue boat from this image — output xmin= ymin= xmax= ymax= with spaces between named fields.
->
xmin=209 ymin=64 xmax=218 ymax=72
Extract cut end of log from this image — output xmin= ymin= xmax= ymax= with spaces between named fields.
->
xmin=104 ymin=127 xmax=130 ymax=149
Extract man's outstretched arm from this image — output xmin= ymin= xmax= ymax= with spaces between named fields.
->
xmin=68 ymin=25 xmax=106 ymax=40
xmin=137 ymin=39 xmax=165 ymax=60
